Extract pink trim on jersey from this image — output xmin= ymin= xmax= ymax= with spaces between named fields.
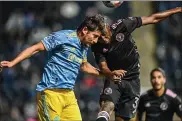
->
xmin=166 ymin=89 xmax=177 ymax=98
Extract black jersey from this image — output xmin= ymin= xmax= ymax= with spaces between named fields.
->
xmin=138 ymin=89 xmax=182 ymax=121
xmin=92 ymin=17 xmax=142 ymax=80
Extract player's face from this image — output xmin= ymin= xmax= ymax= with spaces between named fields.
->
xmin=81 ymin=28 xmax=101 ymax=46
xmin=151 ymin=71 xmax=166 ymax=91
xmin=99 ymin=35 xmax=111 ymax=44
xmin=99 ymin=26 xmax=112 ymax=44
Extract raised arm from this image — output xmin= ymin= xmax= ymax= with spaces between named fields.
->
xmin=142 ymin=7 xmax=182 ymax=25
xmin=0 ymin=41 xmax=45 ymax=68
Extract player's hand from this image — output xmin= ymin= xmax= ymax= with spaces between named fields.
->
xmin=180 ymin=7 xmax=182 ymax=12
xmin=112 ymin=69 xmax=127 ymax=78
xmin=110 ymin=69 xmax=127 ymax=83
xmin=176 ymin=7 xmax=182 ymax=12
xmin=0 ymin=61 xmax=14 ymax=68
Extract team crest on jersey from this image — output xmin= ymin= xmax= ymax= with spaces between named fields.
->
xmin=160 ymin=102 xmax=168 ymax=111
xmin=145 ymin=102 xmax=151 ymax=108
xmin=104 ymin=87 xmax=112 ymax=95
xmin=116 ymin=33 xmax=124 ymax=42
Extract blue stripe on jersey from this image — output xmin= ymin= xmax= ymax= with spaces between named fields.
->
xmin=36 ymin=30 xmax=88 ymax=91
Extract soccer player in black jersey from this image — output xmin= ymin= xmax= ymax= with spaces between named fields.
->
xmin=136 ymin=68 xmax=182 ymax=121
xmin=92 ymin=7 xmax=182 ymax=121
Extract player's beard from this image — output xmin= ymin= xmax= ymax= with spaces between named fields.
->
xmin=153 ymin=84 xmax=164 ymax=91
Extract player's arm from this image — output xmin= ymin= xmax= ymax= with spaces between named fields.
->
xmin=142 ymin=7 xmax=182 ymax=25
xmin=91 ymin=45 xmax=126 ymax=79
xmin=173 ymin=95 xmax=182 ymax=120
xmin=98 ymin=61 xmax=127 ymax=80
xmin=0 ymin=41 xmax=45 ymax=68
xmin=80 ymin=62 xmax=100 ymax=76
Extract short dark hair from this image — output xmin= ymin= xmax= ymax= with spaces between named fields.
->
xmin=150 ymin=67 xmax=166 ymax=80
xmin=77 ymin=14 xmax=107 ymax=35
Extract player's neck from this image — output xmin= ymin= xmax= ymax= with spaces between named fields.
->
xmin=154 ymin=87 xmax=165 ymax=97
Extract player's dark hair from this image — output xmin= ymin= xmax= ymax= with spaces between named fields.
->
xmin=150 ymin=67 xmax=166 ymax=79
xmin=77 ymin=14 xmax=107 ymax=35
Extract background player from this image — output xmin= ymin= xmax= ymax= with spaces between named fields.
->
xmin=0 ymin=14 xmax=111 ymax=121
xmin=92 ymin=7 xmax=182 ymax=121
xmin=136 ymin=68 xmax=182 ymax=121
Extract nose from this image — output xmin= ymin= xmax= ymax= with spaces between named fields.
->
xmin=155 ymin=79 xmax=161 ymax=84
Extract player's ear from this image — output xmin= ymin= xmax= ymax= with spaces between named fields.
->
xmin=82 ymin=27 xmax=89 ymax=35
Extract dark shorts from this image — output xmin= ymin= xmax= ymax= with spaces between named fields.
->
xmin=100 ymin=78 xmax=140 ymax=120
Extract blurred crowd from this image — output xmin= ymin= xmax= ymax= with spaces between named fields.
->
xmin=154 ymin=2 xmax=182 ymax=97
xmin=0 ymin=1 xmax=129 ymax=121
xmin=0 ymin=1 xmax=182 ymax=121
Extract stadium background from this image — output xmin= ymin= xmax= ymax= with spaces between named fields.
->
xmin=0 ymin=1 xmax=182 ymax=121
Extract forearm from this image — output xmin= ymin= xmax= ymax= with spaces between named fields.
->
xmin=80 ymin=62 xmax=100 ymax=76
xmin=11 ymin=47 xmax=40 ymax=66
xmin=99 ymin=66 xmax=113 ymax=78
xmin=152 ymin=7 xmax=181 ymax=21
xmin=142 ymin=7 xmax=182 ymax=25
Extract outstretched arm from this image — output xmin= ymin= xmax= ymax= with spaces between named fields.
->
xmin=80 ymin=61 xmax=126 ymax=81
xmin=142 ymin=7 xmax=182 ymax=25
xmin=1 ymin=41 xmax=45 ymax=68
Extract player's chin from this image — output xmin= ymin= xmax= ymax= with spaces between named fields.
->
xmin=154 ymin=86 xmax=162 ymax=90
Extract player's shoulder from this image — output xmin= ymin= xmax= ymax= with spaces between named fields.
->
xmin=165 ymin=89 xmax=177 ymax=98
xmin=54 ymin=30 xmax=77 ymax=38
xmin=140 ymin=89 xmax=152 ymax=98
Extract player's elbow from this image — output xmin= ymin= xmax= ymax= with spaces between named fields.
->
xmin=80 ymin=63 xmax=90 ymax=72
xmin=150 ymin=14 xmax=164 ymax=23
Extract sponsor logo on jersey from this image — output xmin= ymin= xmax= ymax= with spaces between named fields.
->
xmin=104 ymin=87 xmax=112 ymax=95
xmin=160 ymin=102 xmax=168 ymax=111
xmin=116 ymin=33 xmax=124 ymax=42
xmin=145 ymin=102 xmax=151 ymax=108
xmin=111 ymin=19 xmax=122 ymax=29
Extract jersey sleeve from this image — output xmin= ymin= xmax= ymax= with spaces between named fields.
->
xmin=174 ymin=95 xmax=182 ymax=118
xmin=41 ymin=32 xmax=67 ymax=51
xmin=122 ymin=17 xmax=142 ymax=33
xmin=137 ymin=94 xmax=145 ymax=121
xmin=111 ymin=17 xmax=142 ymax=34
